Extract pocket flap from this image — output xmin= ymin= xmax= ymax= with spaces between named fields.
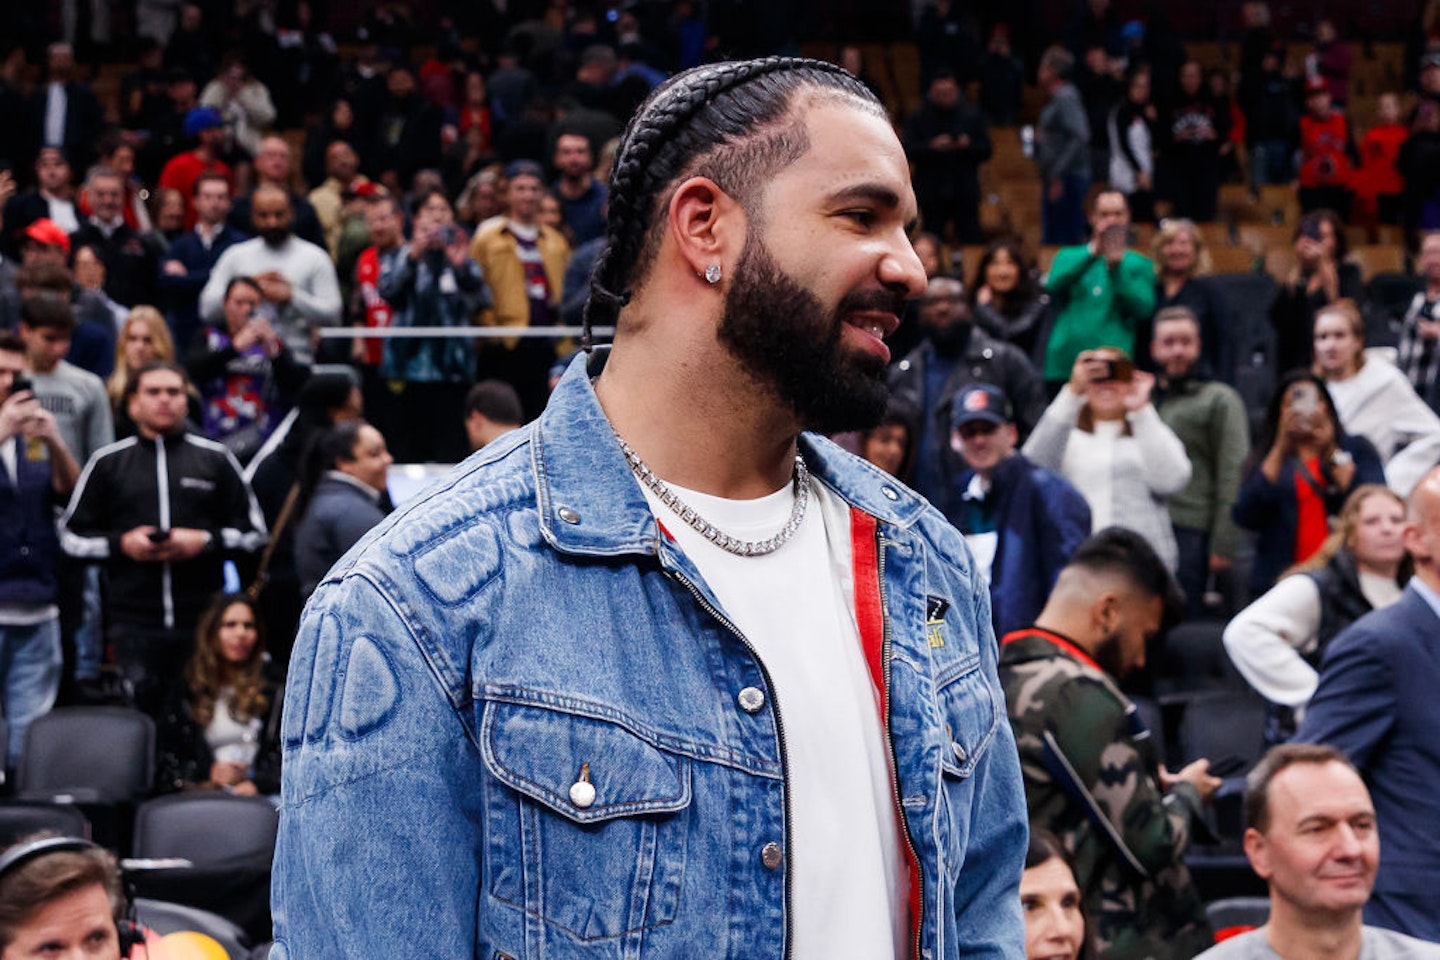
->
xmin=481 ymin=699 xmax=692 ymax=824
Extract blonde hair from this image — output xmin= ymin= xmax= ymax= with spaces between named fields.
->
xmin=108 ymin=306 xmax=176 ymax=407
xmin=1314 ymin=298 xmax=1366 ymax=376
xmin=1152 ymin=217 xmax=1213 ymax=277
xmin=1284 ymin=483 xmax=1408 ymax=577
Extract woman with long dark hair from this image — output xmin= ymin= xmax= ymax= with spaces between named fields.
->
xmin=292 ymin=421 xmax=393 ymax=596
xmin=1232 ymin=370 xmax=1386 ymax=595
xmin=968 ymin=238 xmax=1049 ymax=359
xmin=155 ymin=593 xmax=282 ymax=795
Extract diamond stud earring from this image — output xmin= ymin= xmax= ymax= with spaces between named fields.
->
xmin=704 ymin=264 xmax=722 ymax=284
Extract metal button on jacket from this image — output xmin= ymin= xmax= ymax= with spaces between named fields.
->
xmin=760 ymin=842 xmax=783 ymax=869
xmin=737 ymin=686 xmax=766 ymax=714
xmin=558 ymin=507 xmax=581 ymax=525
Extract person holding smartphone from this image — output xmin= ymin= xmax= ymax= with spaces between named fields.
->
xmin=0 ymin=331 xmax=81 ymax=767
xmin=1042 ymin=190 xmax=1157 ymax=392
xmin=378 ymin=188 xmax=490 ymax=463
xmin=1023 ymin=347 xmax=1193 ymax=573
xmin=1233 ymin=370 xmax=1385 ymax=595
xmin=1269 ymin=209 xmax=1363 ymax=374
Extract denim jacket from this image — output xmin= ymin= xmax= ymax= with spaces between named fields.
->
xmin=270 ymin=355 xmax=1026 ymax=959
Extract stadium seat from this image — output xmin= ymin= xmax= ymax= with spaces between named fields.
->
xmin=1177 ymin=691 xmax=1270 ymax=773
xmin=1364 ymin=272 xmax=1422 ymax=348
xmin=132 ymin=793 xmax=278 ymax=866
xmin=17 ymin=707 xmax=155 ymax=805
xmin=1206 ymin=896 xmax=1271 ymax=933
xmin=0 ymin=802 xmax=91 ymax=847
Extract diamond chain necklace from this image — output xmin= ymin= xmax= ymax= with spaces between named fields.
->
xmin=615 ymin=433 xmax=809 ymax=557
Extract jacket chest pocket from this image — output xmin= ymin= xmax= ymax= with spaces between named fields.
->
xmin=480 ymin=698 xmax=691 ymax=942
xmin=936 ymin=655 xmax=1000 ymax=781
xmin=934 ymin=655 xmax=1001 ymax=881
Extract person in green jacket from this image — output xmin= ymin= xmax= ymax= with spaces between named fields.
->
xmin=1043 ymin=190 xmax=1156 ymax=385
xmin=1151 ymin=306 xmax=1251 ymax=619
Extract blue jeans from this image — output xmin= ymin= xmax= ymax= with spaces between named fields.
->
xmin=1249 ymin=139 xmax=1293 ymax=190
xmin=0 ymin=617 xmax=62 ymax=767
xmin=1173 ymin=524 xmax=1211 ymax=621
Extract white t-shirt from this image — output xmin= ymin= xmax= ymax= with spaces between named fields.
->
xmin=639 ymin=472 xmax=907 ymax=959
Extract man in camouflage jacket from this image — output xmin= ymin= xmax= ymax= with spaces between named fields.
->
xmin=999 ymin=528 xmax=1218 ymax=960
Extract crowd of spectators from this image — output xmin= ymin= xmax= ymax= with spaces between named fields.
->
xmin=4 ymin=0 xmax=1440 ymax=954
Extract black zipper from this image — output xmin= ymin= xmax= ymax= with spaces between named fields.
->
xmin=877 ymin=525 xmax=924 ymax=960
xmin=667 ymin=565 xmax=794 ymax=960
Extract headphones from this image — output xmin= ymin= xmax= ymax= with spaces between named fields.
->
xmin=0 ymin=836 xmax=145 ymax=958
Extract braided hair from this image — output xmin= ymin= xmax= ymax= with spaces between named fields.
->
xmin=582 ymin=56 xmax=883 ymax=349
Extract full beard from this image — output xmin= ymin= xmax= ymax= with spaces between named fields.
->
xmin=717 ymin=231 xmax=898 ymax=435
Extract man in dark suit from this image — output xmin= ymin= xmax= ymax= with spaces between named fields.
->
xmin=68 ymin=167 xmax=161 ymax=310
xmin=2 ymin=147 xmax=79 ymax=261
xmin=156 ymin=172 xmax=247 ymax=352
xmin=1299 ymin=463 xmax=1440 ymax=941
xmin=24 ymin=43 xmax=103 ymax=174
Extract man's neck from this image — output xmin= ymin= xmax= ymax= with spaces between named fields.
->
xmin=1414 ymin=562 xmax=1440 ymax=597
xmin=1263 ymin=906 xmax=1365 ymax=960
xmin=197 ymin=218 xmax=224 ymax=236
xmin=41 ymin=185 xmax=72 ymax=202
xmin=1425 ymin=278 xmax=1440 ymax=300
xmin=557 ymin=173 xmax=591 ymax=198
xmin=593 ymin=301 xmax=802 ymax=500
xmin=259 ymin=177 xmax=287 ymax=191
xmin=137 ymin=424 xmax=179 ymax=441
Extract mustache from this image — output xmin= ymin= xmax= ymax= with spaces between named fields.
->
xmin=836 ymin=288 xmax=907 ymax=317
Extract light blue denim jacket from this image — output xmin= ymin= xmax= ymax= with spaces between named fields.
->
xmin=270 ymin=355 xmax=1027 ymax=959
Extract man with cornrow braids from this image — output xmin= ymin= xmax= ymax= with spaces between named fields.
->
xmin=272 ymin=57 xmax=1027 ymax=959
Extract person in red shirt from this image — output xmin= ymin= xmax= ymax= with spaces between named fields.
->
xmin=157 ymin=107 xmax=233 ymax=229
xmin=1353 ymin=93 xmax=1409 ymax=226
xmin=352 ymin=192 xmax=404 ymax=441
xmin=1298 ymin=75 xmax=1355 ymax=217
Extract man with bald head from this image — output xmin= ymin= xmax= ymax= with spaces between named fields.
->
xmin=199 ymin=185 xmax=340 ymax=363
xmin=1299 ymin=464 xmax=1440 ymax=940
xmin=227 ymin=134 xmax=325 ymax=247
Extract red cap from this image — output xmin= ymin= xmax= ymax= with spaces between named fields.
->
xmin=1304 ymin=75 xmax=1329 ymax=95
xmin=23 ymin=218 xmax=71 ymax=254
xmin=350 ymin=181 xmax=382 ymax=197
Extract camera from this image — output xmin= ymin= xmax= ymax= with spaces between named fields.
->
xmin=1093 ymin=357 xmax=1134 ymax=383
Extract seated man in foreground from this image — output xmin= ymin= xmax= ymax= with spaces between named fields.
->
xmin=1197 ymin=743 xmax=1440 ymax=960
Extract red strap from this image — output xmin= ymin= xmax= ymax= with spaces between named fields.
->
xmin=850 ymin=508 xmax=886 ymax=707
xmin=1001 ymin=627 xmax=1102 ymax=673
xmin=850 ymin=507 xmax=920 ymax=959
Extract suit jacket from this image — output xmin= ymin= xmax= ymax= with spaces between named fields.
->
xmin=69 ymin=222 xmax=161 ymax=308
xmin=25 ymin=82 xmax=104 ymax=170
xmin=1298 ymin=584 xmax=1440 ymax=940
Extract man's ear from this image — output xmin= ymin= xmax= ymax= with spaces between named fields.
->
xmin=666 ymin=176 xmax=744 ymax=284
xmin=1094 ymin=591 xmax=1120 ymax=638
xmin=1243 ymin=827 xmax=1273 ymax=880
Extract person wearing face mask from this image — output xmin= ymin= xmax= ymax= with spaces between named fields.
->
xmin=1000 ymin=528 xmax=1217 ymax=960
xmin=1021 ymin=831 xmax=1090 ymax=960
xmin=1224 ymin=485 xmax=1409 ymax=741
xmin=1022 ymin=347 xmax=1192 ymax=573
xmin=890 ymin=274 xmax=1046 ymax=521
xmin=1312 ymin=299 xmax=1440 ymax=497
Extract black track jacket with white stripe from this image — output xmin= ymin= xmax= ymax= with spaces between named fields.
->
xmin=59 ymin=430 xmax=267 ymax=633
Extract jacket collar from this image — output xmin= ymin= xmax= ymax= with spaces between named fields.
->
xmin=533 ymin=350 xmax=931 ymax=558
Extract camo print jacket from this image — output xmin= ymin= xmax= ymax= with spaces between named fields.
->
xmin=998 ymin=628 xmax=1213 ymax=960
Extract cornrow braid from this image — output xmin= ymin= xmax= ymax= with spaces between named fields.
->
xmin=581 ymin=56 xmax=881 ymax=350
